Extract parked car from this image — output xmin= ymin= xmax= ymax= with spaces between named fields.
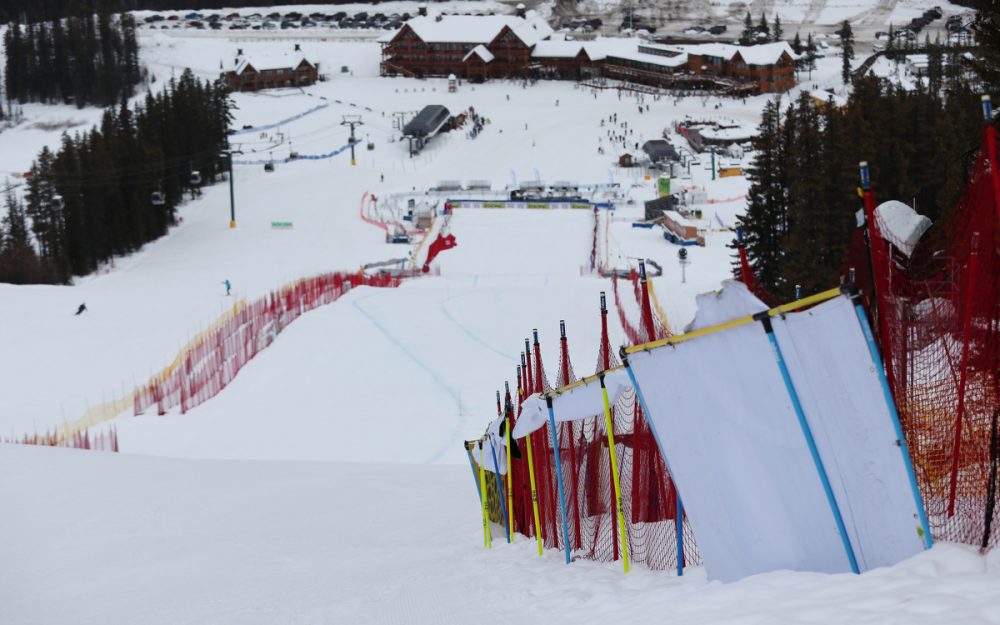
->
xmin=709 ymin=25 xmax=727 ymax=35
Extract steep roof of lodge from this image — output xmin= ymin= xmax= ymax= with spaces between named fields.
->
xmin=232 ymin=51 xmax=312 ymax=74
xmin=388 ymin=13 xmax=552 ymax=46
xmin=463 ymin=45 xmax=495 ymax=63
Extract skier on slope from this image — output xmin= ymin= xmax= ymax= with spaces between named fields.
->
xmin=75 ymin=303 xmax=87 ymax=316
xmin=223 ymin=279 xmax=231 ymax=296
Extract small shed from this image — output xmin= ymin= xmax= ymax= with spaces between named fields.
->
xmin=662 ymin=210 xmax=705 ymax=246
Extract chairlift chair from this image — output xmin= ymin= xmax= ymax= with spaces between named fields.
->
xmin=264 ymin=162 xmax=275 ymax=172
xmin=51 ymin=194 xmax=65 ymax=210
xmin=367 ymin=141 xmax=375 ymax=151
xmin=190 ymin=170 xmax=202 ymax=185
xmin=151 ymin=191 xmax=166 ymax=206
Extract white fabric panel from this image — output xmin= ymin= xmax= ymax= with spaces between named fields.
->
xmin=628 ymin=321 xmax=853 ymax=582
xmin=511 ymin=369 xmax=630 ymax=439
xmin=684 ymin=280 xmax=769 ymax=332
xmin=771 ymin=296 xmax=925 ymax=569
xmin=480 ymin=416 xmax=507 ymax=475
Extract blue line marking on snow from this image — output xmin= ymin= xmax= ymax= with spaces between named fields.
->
xmin=352 ymin=292 xmax=461 ymax=464
xmin=233 ymin=143 xmax=350 ymax=165
xmin=439 ymin=296 xmax=515 ymax=361
xmin=229 ymin=102 xmax=330 ymax=135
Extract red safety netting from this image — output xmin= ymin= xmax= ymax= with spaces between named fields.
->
xmin=500 ymin=287 xmax=700 ymax=570
xmin=134 ymin=271 xmax=405 ymax=417
xmin=3 ymin=425 xmax=119 ymax=452
xmin=847 ymin=126 xmax=1000 ymax=551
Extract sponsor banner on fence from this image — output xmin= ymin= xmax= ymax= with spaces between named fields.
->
xmin=448 ymin=200 xmax=610 ymax=210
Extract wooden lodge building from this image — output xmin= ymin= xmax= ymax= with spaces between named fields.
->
xmin=379 ymin=12 xmax=799 ymax=94
xmin=379 ymin=13 xmax=553 ymax=80
xmin=222 ymin=46 xmax=319 ymax=92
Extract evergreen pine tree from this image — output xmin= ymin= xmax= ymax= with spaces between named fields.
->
xmin=792 ymin=31 xmax=802 ymax=55
xmin=758 ymin=13 xmax=770 ymax=42
xmin=772 ymin=15 xmax=782 ymax=42
xmin=840 ymin=21 xmax=855 ymax=84
xmin=966 ymin=0 xmax=1000 ymax=88
xmin=740 ymin=11 xmax=755 ymax=46
xmin=737 ymin=98 xmax=787 ymax=293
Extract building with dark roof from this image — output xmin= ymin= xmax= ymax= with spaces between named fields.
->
xmin=403 ymin=105 xmax=452 ymax=138
xmin=642 ymin=140 xmax=679 ymax=163
xmin=221 ymin=46 xmax=319 ymax=92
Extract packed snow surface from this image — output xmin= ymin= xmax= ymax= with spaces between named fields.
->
xmin=3 ymin=445 xmax=1000 ymax=625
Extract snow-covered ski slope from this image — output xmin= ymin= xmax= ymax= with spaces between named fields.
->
xmin=4 ymin=26 xmax=999 ymax=625
xmin=0 ymin=35 xmax=771 ymax=444
xmin=4 ymin=445 xmax=1000 ymax=625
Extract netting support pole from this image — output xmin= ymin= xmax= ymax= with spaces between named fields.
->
xmin=756 ymin=312 xmax=860 ymax=574
xmin=524 ymin=429 xmax=545 ymax=557
xmin=623 ymin=357 xmax=684 ymax=576
xmin=489 ymin=429 xmax=511 ymax=544
xmin=736 ymin=226 xmax=753 ymax=286
xmin=558 ymin=323 xmax=582 ymax=550
xmin=600 ymin=291 xmax=611 ymax=369
xmin=639 ymin=259 xmax=656 ymax=342
xmin=847 ymin=286 xmax=933 ymax=548
xmin=859 ymin=161 xmax=896 ymax=395
xmin=466 ymin=443 xmax=483 ymax=503
xmin=546 ymin=396 xmax=573 ymax=565
xmin=479 ymin=442 xmax=492 ymax=549
xmin=601 ymin=374 xmax=631 ymax=573
xmin=983 ymin=96 xmax=1000 ymax=223
xmin=505 ymin=385 xmax=515 ymax=544
xmin=983 ymin=396 xmax=1000 ymax=552
xmin=948 ymin=232 xmax=980 ymax=518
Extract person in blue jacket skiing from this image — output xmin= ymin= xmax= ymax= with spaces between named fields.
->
xmin=223 ymin=279 xmax=231 ymax=296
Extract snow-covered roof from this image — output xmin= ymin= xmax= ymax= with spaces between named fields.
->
xmin=731 ymin=41 xmax=799 ymax=65
xmin=680 ymin=41 xmax=799 ymax=65
xmin=685 ymin=43 xmax=738 ymax=60
xmin=396 ymin=14 xmax=552 ymax=46
xmin=463 ymin=45 xmax=495 ymax=63
xmin=531 ymin=40 xmax=585 ymax=59
xmin=233 ymin=51 xmax=311 ymax=73
xmin=605 ymin=45 xmax=688 ymax=69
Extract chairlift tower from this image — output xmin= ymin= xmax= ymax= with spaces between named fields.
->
xmin=341 ymin=115 xmax=364 ymax=166
xmin=219 ymin=145 xmax=244 ymax=228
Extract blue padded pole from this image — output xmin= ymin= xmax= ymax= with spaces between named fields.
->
xmin=757 ymin=313 xmax=860 ymax=574
xmin=488 ymin=435 xmax=511 ymax=544
xmin=851 ymin=297 xmax=933 ymax=548
xmin=546 ymin=396 xmax=573 ymax=564
xmin=466 ymin=444 xmax=483 ymax=502
xmin=624 ymin=359 xmax=684 ymax=577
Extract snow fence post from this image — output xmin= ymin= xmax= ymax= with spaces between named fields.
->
xmin=546 ymin=395 xmax=573 ymax=564
xmin=479 ymin=441 xmax=492 ymax=549
xmin=466 ymin=442 xmax=483 ymax=503
xmin=623 ymin=355 xmax=684 ymax=577
xmin=600 ymin=373 xmax=631 ymax=573
xmin=489 ymin=432 xmax=511 ymax=544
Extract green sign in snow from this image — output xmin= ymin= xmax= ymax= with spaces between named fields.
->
xmin=271 ymin=221 xmax=294 ymax=229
